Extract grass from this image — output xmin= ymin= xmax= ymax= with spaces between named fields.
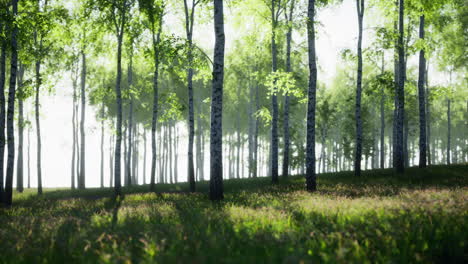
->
xmin=1 ymin=164 xmax=467 ymax=263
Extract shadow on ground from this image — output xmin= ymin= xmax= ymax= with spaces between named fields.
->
xmin=0 ymin=164 xmax=466 ymax=263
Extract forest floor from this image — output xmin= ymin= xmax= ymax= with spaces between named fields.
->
xmin=1 ymin=165 xmax=467 ymax=263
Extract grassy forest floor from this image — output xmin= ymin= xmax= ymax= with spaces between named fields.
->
xmin=1 ymin=165 xmax=467 ymax=263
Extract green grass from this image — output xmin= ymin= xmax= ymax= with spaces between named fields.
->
xmin=1 ymin=165 xmax=467 ymax=263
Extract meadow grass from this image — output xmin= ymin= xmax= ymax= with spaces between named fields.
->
xmin=1 ymin=165 xmax=467 ymax=263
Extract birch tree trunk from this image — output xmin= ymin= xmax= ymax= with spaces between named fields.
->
xmin=28 ymin=125 xmax=31 ymax=189
xmin=209 ymin=0 xmax=225 ymax=200
xmin=306 ymin=0 xmax=317 ymax=191
xmin=241 ymin=140 xmax=245 ymax=178
xmin=143 ymin=129 xmax=146 ymax=184
xmin=373 ymin=116 xmax=378 ymax=169
xmin=395 ymin=0 xmax=406 ymax=173
xmin=5 ymin=0 xmax=18 ymax=205
xmin=389 ymin=129 xmax=393 ymax=166
xmin=248 ymin=79 xmax=254 ymax=178
xmin=425 ymin=63 xmax=431 ymax=165
xmin=110 ymin=134 xmax=114 ymax=187
xmin=196 ymin=94 xmax=202 ymax=181
xmin=184 ymin=0 xmax=197 ymax=192
xmin=163 ymin=124 xmax=168 ymax=183
xmin=35 ymin=39 xmax=43 ymax=195
xmin=282 ymin=0 xmax=295 ymax=178
xmin=0 ymin=21 xmax=6 ymax=201
xmin=321 ymin=137 xmax=325 ymax=173
xmin=174 ymin=123 xmax=179 ymax=183
xmin=447 ymin=98 xmax=451 ymax=165
xmin=169 ymin=121 xmax=173 ymax=184
xmin=392 ymin=4 xmax=398 ymax=169
xmin=126 ymin=55 xmax=133 ymax=186
xmin=150 ymin=15 xmax=162 ymax=191
xmin=465 ymin=101 xmax=467 ymax=163
xmin=132 ymin=123 xmax=137 ymax=184
xmin=71 ymin=72 xmax=77 ymax=189
xmin=229 ymin=134 xmax=233 ymax=179
xmin=417 ymin=15 xmax=427 ymax=168
xmin=16 ymin=63 xmax=25 ymax=193
xmin=100 ymin=103 xmax=105 ymax=188
xmin=123 ymin=120 xmax=127 ymax=184
xmin=236 ymin=97 xmax=241 ymax=179
xmin=158 ymin=129 xmax=163 ymax=183
xmin=354 ymin=0 xmax=364 ymax=177
xmin=253 ymin=83 xmax=259 ymax=178
xmin=270 ymin=0 xmax=279 ymax=184
xmin=201 ymin=128 xmax=205 ymax=180
xmin=165 ymin=124 xmax=169 ymax=183
xmin=114 ymin=27 xmax=125 ymax=196
xmin=79 ymin=50 xmax=86 ymax=189
xmin=404 ymin=117 xmax=409 ymax=168
xmin=380 ymin=52 xmax=385 ymax=169
xmin=75 ymin=86 xmax=80 ymax=182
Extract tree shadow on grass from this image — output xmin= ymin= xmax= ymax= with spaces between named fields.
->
xmin=9 ymin=164 xmax=467 ymax=209
xmin=1 ymin=163 xmax=466 ymax=263
xmin=138 ymin=193 xmax=297 ymax=262
xmin=0 ymin=193 xmax=130 ymax=263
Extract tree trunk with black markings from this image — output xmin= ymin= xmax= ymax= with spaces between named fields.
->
xmin=306 ymin=0 xmax=317 ymax=191
xmin=209 ymin=0 xmax=225 ymax=200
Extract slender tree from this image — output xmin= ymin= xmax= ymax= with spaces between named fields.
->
xmin=33 ymin=0 xmax=51 ymax=195
xmin=447 ymin=76 xmax=451 ymax=165
xmin=109 ymin=133 xmax=114 ymax=187
xmin=114 ymin=1 xmax=127 ymax=195
xmin=305 ymin=0 xmax=317 ymax=192
xmin=100 ymin=101 xmax=105 ymax=188
xmin=380 ymin=52 xmax=385 ymax=169
xmin=425 ymin=62 xmax=431 ymax=165
xmin=123 ymin=118 xmax=127 ymax=183
xmin=143 ymin=128 xmax=146 ymax=184
xmin=236 ymin=85 xmax=240 ymax=179
xmin=132 ymin=123 xmax=138 ymax=183
xmin=254 ymin=80 xmax=259 ymax=178
xmin=417 ymin=14 xmax=427 ymax=168
xmin=79 ymin=46 xmax=86 ymax=189
xmin=196 ymin=92 xmax=203 ymax=180
xmin=174 ymin=123 xmax=179 ymax=182
xmin=125 ymin=51 xmax=133 ymax=186
xmin=27 ymin=125 xmax=31 ymax=189
xmin=5 ymin=0 xmax=19 ymax=206
xmin=392 ymin=10 xmax=398 ymax=169
xmin=93 ymin=0 xmax=135 ymax=195
xmin=354 ymin=0 xmax=364 ymax=176
xmin=35 ymin=37 xmax=43 ymax=195
xmin=138 ymin=0 xmax=164 ymax=191
xmin=71 ymin=59 xmax=78 ymax=189
xmin=0 ymin=10 xmax=7 ymax=203
xmin=75 ymin=79 xmax=80 ymax=182
xmin=183 ymin=0 xmax=199 ymax=192
xmin=16 ymin=63 xmax=25 ymax=193
xmin=282 ymin=0 xmax=295 ymax=178
xmin=269 ymin=0 xmax=282 ymax=184
xmin=395 ymin=0 xmax=406 ymax=173
xmin=209 ymin=0 xmax=225 ymax=201
xmin=247 ymin=76 xmax=254 ymax=178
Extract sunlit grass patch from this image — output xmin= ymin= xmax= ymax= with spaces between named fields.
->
xmin=0 ymin=165 xmax=467 ymax=263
